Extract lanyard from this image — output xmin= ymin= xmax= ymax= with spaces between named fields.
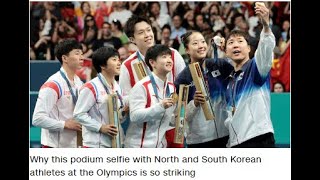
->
xmin=201 ymin=60 xmax=211 ymax=95
xmin=60 ymin=70 xmax=77 ymax=105
xmin=231 ymin=74 xmax=237 ymax=106
xmin=229 ymin=72 xmax=238 ymax=115
xmin=213 ymin=42 xmax=218 ymax=63
xmin=137 ymin=51 xmax=152 ymax=76
xmin=149 ymin=74 xmax=171 ymax=100
xmin=98 ymin=73 xmax=124 ymax=108
xmin=97 ymin=73 xmax=110 ymax=94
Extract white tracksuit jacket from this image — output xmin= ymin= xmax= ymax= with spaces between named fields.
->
xmin=119 ymin=48 xmax=185 ymax=101
xmin=125 ymin=73 xmax=176 ymax=148
xmin=73 ymin=74 xmax=125 ymax=148
xmin=224 ymin=29 xmax=276 ymax=147
xmin=32 ymin=67 xmax=83 ymax=148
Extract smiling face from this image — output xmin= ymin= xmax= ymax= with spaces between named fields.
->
xmin=132 ymin=21 xmax=155 ymax=52
xmin=185 ymin=32 xmax=208 ymax=62
xmin=150 ymin=53 xmax=173 ymax=75
xmin=172 ymin=15 xmax=182 ymax=29
xmin=225 ymin=34 xmax=250 ymax=64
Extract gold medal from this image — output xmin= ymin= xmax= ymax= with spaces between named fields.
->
xmin=170 ymin=93 xmax=179 ymax=103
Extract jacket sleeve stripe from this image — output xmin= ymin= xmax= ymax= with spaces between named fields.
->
xmin=83 ymin=82 xmax=97 ymax=100
xmin=124 ymin=55 xmax=138 ymax=87
xmin=140 ymin=122 xmax=147 ymax=148
xmin=139 ymin=80 xmax=152 ymax=148
xmin=40 ymin=81 xmax=61 ymax=98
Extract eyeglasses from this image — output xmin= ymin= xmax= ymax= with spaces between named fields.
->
xmin=85 ymin=18 xmax=93 ymax=22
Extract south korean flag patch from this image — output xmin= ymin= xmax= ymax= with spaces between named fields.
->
xmin=237 ymin=72 xmax=244 ymax=81
xmin=211 ymin=70 xmax=221 ymax=77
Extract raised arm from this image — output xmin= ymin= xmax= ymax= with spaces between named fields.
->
xmin=254 ymin=2 xmax=276 ymax=77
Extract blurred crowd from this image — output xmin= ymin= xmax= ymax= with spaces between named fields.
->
xmin=30 ymin=1 xmax=290 ymax=92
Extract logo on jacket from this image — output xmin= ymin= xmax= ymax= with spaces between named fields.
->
xmin=237 ymin=72 xmax=244 ymax=81
xmin=188 ymin=81 xmax=195 ymax=87
xmin=211 ymin=70 xmax=221 ymax=77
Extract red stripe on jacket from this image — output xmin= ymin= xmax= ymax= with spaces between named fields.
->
xmin=82 ymin=82 xmax=96 ymax=100
xmin=140 ymin=80 xmax=151 ymax=148
xmin=124 ymin=55 xmax=138 ymax=87
xmin=41 ymin=81 xmax=60 ymax=98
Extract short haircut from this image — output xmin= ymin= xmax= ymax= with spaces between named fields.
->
xmin=92 ymin=46 xmax=119 ymax=73
xmin=161 ymin=24 xmax=171 ymax=33
xmin=145 ymin=44 xmax=171 ymax=71
xmin=124 ymin=15 xmax=151 ymax=38
xmin=231 ymin=13 xmax=245 ymax=26
xmin=225 ymin=30 xmax=250 ymax=46
xmin=54 ymin=38 xmax=82 ymax=64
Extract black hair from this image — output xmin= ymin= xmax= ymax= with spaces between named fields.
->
xmin=148 ymin=2 xmax=161 ymax=18
xmin=83 ymin=15 xmax=98 ymax=42
xmin=84 ymin=14 xmax=94 ymax=22
xmin=124 ymin=15 xmax=151 ymax=38
xmin=225 ymin=30 xmax=250 ymax=46
xmin=161 ymin=24 xmax=171 ymax=33
xmin=213 ymin=30 xmax=225 ymax=38
xmin=231 ymin=13 xmax=245 ymax=27
xmin=272 ymin=81 xmax=286 ymax=92
xmin=102 ymin=21 xmax=111 ymax=27
xmin=112 ymin=19 xmax=123 ymax=31
xmin=181 ymin=30 xmax=198 ymax=48
xmin=92 ymin=46 xmax=119 ymax=73
xmin=54 ymin=38 xmax=82 ymax=64
xmin=172 ymin=13 xmax=182 ymax=21
xmin=145 ymin=44 xmax=171 ymax=71
xmin=209 ymin=3 xmax=221 ymax=16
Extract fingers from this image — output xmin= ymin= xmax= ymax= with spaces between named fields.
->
xmin=123 ymin=105 xmax=129 ymax=111
xmin=75 ymin=124 xmax=82 ymax=132
xmin=108 ymin=125 xmax=118 ymax=136
xmin=193 ymin=91 xmax=206 ymax=106
xmin=107 ymin=125 xmax=118 ymax=136
xmin=194 ymin=95 xmax=206 ymax=104
xmin=194 ymin=91 xmax=206 ymax=100
xmin=254 ymin=2 xmax=269 ymax=26
xmin=254 ymin=2 xmax=268 ymax=16
xmin=65 ymin=119 xmax=82 ymax=131
xmin=162 ymin=98 xmax=174 ymax=109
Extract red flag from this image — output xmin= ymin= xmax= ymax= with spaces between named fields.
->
xmin=270 ymin=58 xmax=281 ymax=91
xmin=278 ymin=43 xmax=290 ymax=92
